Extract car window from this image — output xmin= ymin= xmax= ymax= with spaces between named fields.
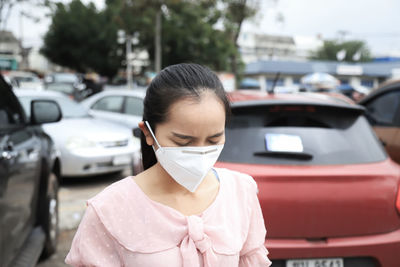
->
xmin=219 ymin=104 xmax=386 ymax=165
xmin=92 ymin=96 xmax=124 ymax=113
xmin=124 ymin=96 xmax=143 ymax=116
xmin=0 ymin=89 xmax=25 ymax=129
xmin=53 ymin=73 xmax=79 ymax=83
xmin=364 ymin=91 xmax=400 ymax=126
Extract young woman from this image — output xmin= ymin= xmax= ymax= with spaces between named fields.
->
xmin=65 ymin=63 xmax=271 ymax=267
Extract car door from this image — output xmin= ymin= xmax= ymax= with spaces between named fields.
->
xmin=0 ymin=83 xmax=41 ymax=266
xmin=363 ymin=89 xmax=400 ymax=163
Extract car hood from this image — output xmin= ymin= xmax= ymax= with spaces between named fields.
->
xmin=42 ymin=117 xmax=133 ymax=143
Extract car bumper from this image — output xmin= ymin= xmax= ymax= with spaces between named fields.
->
xmin=61 ymin=146 xmax=140 ymax=177
xmin=266 ymin=228 xmax=400 ymax=267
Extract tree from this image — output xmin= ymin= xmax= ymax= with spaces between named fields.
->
xmin=41 ymin=0 xmax=121 ymax=77
xmin=105 ymin=0 xmax=246 ymax=72
xmin=311 ymin=40 xmax=372 ymax=62
xmin=219 ymin=0 xmax=259 ymax=79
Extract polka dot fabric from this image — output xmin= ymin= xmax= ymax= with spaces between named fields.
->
xmin=65 ymin=168 xmax=271 ymax=267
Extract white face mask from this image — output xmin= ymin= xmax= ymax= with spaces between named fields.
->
xmin=145 ymin=121 xmax=224 ymax=192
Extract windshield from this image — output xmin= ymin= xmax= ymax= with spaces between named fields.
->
xmin=219 ymin=104 xmax=386 ymax=165
xmin=18 ymin=96 xmax=89 ymax=119
xmin=53 ymin=73 xmax=79 ymax=83
xmin=13 ymin=76 xmax=40 ymax=83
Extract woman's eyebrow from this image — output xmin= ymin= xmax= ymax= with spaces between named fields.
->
xmin=171 ymin=132 xmax=195 ymax=140
xmin=208 ymin=131 xmax=224 ymax=138
xmin=171 ymin=131 xmax=224 ymax=139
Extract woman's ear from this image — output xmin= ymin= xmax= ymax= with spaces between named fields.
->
xmin=138 ymin=121 xmax=154 ymax=146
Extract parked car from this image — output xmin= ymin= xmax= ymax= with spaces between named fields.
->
xmin=81 ymin=88 xmax=146 ymax=131
xmin=3 ymin=70 xmax=44 ymax=91
xmin=337 ymin=84 xmax=371 ymax=102
xmin=359 ymin=79 xmax=400 ymax=165
xmin=44 ymin=73 xmax=88 ymax=101
xmin=215 ymin=90 xmax=400 ymax=267
xmin=0 ymin=74 xmax=61 ymax=266
xmin=15 ymin=90 xmax=142 ymax=178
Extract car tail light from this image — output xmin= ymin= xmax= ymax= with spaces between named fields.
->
xmin=397 ymin=184 xmax=400 ymax=215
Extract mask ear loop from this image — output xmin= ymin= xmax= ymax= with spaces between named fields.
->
xmin=144 ymin=121 xmax=162 ymax=149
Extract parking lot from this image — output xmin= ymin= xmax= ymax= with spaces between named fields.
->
xmin=37 ymin=170 xmax=130 ymax=267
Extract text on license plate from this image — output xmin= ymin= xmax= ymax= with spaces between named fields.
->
xmin=286 ymin=258 xmax=344 ymax=267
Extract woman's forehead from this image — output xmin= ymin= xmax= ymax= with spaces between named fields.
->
xmin=163 ymin=92 xmax=226 ymax=131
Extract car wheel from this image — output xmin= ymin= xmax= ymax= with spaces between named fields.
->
xmin=40 ymin=172 xmax=59 ymax=258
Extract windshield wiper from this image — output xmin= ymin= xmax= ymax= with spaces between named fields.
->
xmin=253 ymin=151 xmax=313 ymax=160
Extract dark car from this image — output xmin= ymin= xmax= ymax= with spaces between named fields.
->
xmin=44 ymin=72 xmax=88 ymax=101
xmin=359 ymin=79 xmax=400 ymax=164
xmin=215 ymin=91 xmax=400 ymax=267
xmin=0 ymin=74 xmax=62 ymax=266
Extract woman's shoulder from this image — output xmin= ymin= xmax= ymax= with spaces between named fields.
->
xmin=88 ymin=176 xmax=134 ymax=206
xmin=215 ymin=167 xmax=258 ymax=195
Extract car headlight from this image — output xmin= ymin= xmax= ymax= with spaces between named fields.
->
xmin=66 ymin=136 xmax=96 ymax=151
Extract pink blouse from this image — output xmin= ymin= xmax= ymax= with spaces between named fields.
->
xmin=65 ymin=168 xmax=271 ymax=267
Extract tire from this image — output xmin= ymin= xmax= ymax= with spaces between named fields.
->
xmin=39 ymin=172 xmax=59 ymax=258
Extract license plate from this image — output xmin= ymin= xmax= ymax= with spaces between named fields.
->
xmin=286 ymin=258 xmax=344 ymax=267
xmin=112 ymin=155 xmax=131 ymax=166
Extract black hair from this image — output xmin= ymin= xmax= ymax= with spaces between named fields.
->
xmin=141 ymin=63 xmax=231 ymax=170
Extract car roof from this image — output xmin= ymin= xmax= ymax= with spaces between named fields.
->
xmin=99 ymin=88 xmax=146 ymax=97
xmin=229 ymin=90 xmax=362 ymax=111
xmin=81 ymin=88 xmax=146 ymax=105
xmin=14 ymin=89 xmax=67 ymax=98
xmin=359 ymin=79 xmax=400 ymax=105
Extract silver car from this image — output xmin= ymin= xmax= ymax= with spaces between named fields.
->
xmin=80 ymin=88 xmax=145 ymax=130
xmin=16 ymin=90 xmax=142 ymax=177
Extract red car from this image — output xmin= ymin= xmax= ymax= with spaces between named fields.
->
xmin=216 ymin=90 xmax=400 ymax=267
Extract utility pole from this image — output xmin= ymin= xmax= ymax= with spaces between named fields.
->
xmin=126 ymin=35 xmax=133 ymax=89
xmin=155 ymin=8 xmax=162 ymax=73
xmin=118 ymin=30 xmax=133 ymax=89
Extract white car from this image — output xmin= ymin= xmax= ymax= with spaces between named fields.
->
xmin=5 ymin=71 xmax=44 ymax=90
xmin=16 ymin=90 xmax=142 ymax=177
xmin=80 ymin=88 xmax=146 ymax=130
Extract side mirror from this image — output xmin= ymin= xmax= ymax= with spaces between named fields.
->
xmin=31 ymin=100 xmax=62 ymax=125
xmin=133 ymin=127 xmax=142 ymax=138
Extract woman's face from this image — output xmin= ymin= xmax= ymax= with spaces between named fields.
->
xmin=147 ymin=90 xmax=226 ymax=148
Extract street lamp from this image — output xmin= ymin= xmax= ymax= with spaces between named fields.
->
xmin=118 ymin=30 xmax=139 ymax=89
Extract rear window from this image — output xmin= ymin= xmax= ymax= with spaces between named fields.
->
xmin=220 ymin=104 xmax=387 ymax=165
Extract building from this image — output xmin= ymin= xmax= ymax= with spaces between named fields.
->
xmin=237 ymin=32 xmax=323 ymax=64
xmin=244 ymin=60 xmax=400 ymax=91
xmin=0 ymin=30 xmax=21 ymax=70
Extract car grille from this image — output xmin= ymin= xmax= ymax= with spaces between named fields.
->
xmin=100 ymin=139 xmax=129 ymax=148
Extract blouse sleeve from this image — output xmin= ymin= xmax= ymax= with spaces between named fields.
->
xmin=65 ymin=204 xmax=122 ymax=267
xmin=239 ymin=183 xmax=272 ymax=267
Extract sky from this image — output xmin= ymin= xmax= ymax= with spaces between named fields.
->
xmin=4 ymin=0 xmax=400 ymax=56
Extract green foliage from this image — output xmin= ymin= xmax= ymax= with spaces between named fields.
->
xmin=41 ymin=0 xmax=121 ymax=77
xmin=41 ymin=0 xmax=259 ymax=78
xmin=159 ymin=1 xmax=237 ymax=71
xmin=311 ymin=40 xmax=372 ymax=62
xmin=106 ymin=0 xmax=238 ymax=71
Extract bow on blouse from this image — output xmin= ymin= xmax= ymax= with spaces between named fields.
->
xmin=180 ymin=215 xmax=218 ymax=267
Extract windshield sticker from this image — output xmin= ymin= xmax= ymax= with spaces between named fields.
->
xmin=265 ymin=133 xmax=304 ymax=153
